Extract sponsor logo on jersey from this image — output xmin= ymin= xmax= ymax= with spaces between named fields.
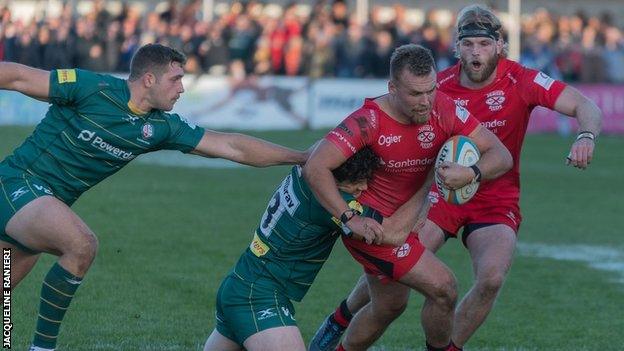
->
xmin=250 ymin=232 xmax=270 ymax=257
xmin=378 ymin=134 xmax=402 ymax=147
xmin=78 ymin=130 xmax=96 ymax=142
xmin=385 ymin=157 xmax=435 ymax=169
xmin=454 ymin=98 xmax=469 ymax=107
xmin=33 ymin=184 xmax=53 ymax=195
xmin=281 ymin=307 xmax=296 ymax=321
xmin=438 ymin=73 xmax=455 ymax=86
xmin=57 ymin=69 xmax=76 ymax=84
xmin=141 ymin=123 xmax=154 ymax=139
xmin=368 ymin=109 xmax=378 ymax=129
xmin=485 ymin=90 xmax=506 ymax=111
xmin=481 ymin=119 xmax=507 ymax=130
xmin=506 ymin=211 xmax=518 ymax=226
xmin=417 ymin=125 xmax=435 ymax=149
xmin=257 ymin=308 xmax=278 ymax=321
xmin=329 ymin=131 xmax=357 ymax=154
xmin=10 ymin=187 xmax=29 ymax=202
xmin=337 ymin=122 xmax=354 ymax=137
xmin=533 ymin=71 xmax=554 ymax=90
xmin=123 ymin=114 xmax=139 ymax=125
xmin=427 ymin=190 xmax=439 ymax=204
xmin=393 ymin=243 xmax=411 ymax=258
xmin=78 ymin=130 xmax=136 ymax=160
xmin=455 ymin=104 xmax=470 ymax=123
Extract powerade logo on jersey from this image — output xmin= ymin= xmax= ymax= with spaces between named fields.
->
xmin=259 ymin=174 xmax=301 ymax=237
xmin=78 ymin=130 xmax=136 ymax=160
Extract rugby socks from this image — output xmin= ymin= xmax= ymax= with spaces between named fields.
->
xmin=32 ymin=262 xmax=83 ymax=349
xmin=333 ymin=299 xmax=353 ymax=328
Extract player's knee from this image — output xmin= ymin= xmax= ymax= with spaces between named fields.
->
xmin=68 ymin=233 xmax=98 ymax=271
xmin=371 ymin=296 xmax=408 ymax=321
xmin=476 ymin=271 xmax=506 ymax=299
xmin=430 ymin=272 xmax=458 ymax=309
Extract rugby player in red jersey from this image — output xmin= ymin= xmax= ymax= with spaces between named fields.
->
xmin=310 ymin=5 xmax=602 ymax=351
xmin=304 ymin=43 xmax=512 ymax=351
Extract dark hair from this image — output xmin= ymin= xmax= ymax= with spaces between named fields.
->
xmin=332 ymin=147 xmax=380 ymax=184
xmin=389 ymin=44 xmax=436 ymax=82
xmin=128 ymin=43 xmax=187 ymax=81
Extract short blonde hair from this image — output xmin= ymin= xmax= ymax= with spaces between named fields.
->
xmin=454 ymin=4 xmax=508 ymax=58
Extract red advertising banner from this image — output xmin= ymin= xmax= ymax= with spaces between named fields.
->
xmin=529 ymin=84 xmax=624 ymax=134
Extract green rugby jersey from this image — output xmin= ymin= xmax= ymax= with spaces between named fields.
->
xmin=233 ymin=166 xmax=377 ymax=302
xmin=0 ymin=69 xmax=204 ymax=204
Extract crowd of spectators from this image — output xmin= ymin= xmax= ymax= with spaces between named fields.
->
xmin=1 ymin=0 xmax=623 ymax=83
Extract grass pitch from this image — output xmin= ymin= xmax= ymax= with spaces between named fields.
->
xmin=2 ymin=126 xmax=622 ymax=350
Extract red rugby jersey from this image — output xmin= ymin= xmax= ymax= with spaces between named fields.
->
xmin=437 ymin=58 xmax=566 ymax=203
xmin=326 ymin=92 xmax=480 ymax=217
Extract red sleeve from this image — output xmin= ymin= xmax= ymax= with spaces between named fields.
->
xmin=325 ymin=109 xmax=377 ymax=158
xmin=518 ymin=67 xmax=566 ymax=109
xmin=436 ymin=93 xmax=480 ymax=137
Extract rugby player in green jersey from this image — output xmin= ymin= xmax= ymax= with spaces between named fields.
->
xmin=0 ymin=44 xmax=309 ymax=351
xmin=203 ymin=148 xmax=381 ymax=351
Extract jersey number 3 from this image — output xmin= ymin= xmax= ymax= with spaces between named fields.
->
xmin=260 ymin=174 xmax=300 ymax=237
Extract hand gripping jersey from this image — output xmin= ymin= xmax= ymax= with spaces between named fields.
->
xmin=0 ymin=69 xmax=204 ymax=205
xmin=232 ymin=166 xmax=381 ymax=302
xmin=326 ymin=93 xmax=480 ymax=217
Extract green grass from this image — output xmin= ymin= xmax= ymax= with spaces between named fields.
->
xmin=2 ymin=126 xmax=623 ymax=350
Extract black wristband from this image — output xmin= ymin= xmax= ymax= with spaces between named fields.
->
xmin=470 ymin=164 xmax=482 ymax=183
xmin=340 ymin=210 xmax=357 ymax=224
xmin=576 ymin=131 xmax=595 ymax=142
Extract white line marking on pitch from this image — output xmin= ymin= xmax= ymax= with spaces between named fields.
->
xmin=517 ymin=242 xmax=624 ymax=284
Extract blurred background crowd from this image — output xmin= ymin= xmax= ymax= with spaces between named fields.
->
xmin=1 ymin=0 xmax=623 ymax=83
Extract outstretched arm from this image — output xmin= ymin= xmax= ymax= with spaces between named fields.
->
xmin=191 ymin=130 xmax=308 ymax=167
xmin=553 ymin=86 xmax=602 ymax=169
xmin=0 ymin=62 xmax=50 ymax=100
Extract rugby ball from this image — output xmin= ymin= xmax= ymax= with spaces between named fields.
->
xmin=434 ymin=135 xmax=480 ymax=205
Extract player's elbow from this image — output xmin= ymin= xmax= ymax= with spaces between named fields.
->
xmin=501 ymin=147 xmax=513 ymax=172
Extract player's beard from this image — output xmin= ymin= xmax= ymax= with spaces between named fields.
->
xmin=461 ymin=54 xmax=499 ymax=83
xmin=411 ymin=107 xmax=431 ymax=124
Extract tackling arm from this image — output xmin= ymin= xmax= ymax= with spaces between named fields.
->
xmin=303 ymin=140 xmax=383 ymax=244
xmin=0 ymin=62 xmax=50 ymax=100
xmin=378 ymin=168 xmax=434 ymax=247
